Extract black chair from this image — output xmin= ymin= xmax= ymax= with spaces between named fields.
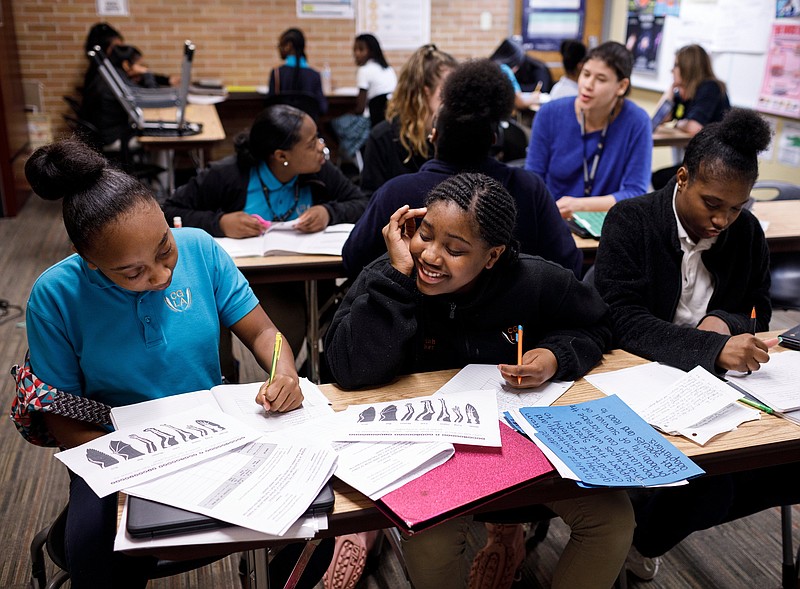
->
xmin=492 ymin=119 xmax=530 ymax=164
xmin=30 ymin=504 xmax=223 ymax=589
xmin=368 ymin=94 xmax=389 ymax=128
xmin=265 ymin=92 xmax=321 ymax=123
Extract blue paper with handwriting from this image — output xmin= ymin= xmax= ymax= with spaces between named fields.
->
xmin=518 ymin=395 xmax=704 ymax=488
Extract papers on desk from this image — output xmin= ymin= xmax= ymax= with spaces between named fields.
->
xmin=328 ymin=390 xmax=502 ymax=447
xmin=125 ymin=438 xmax=338 ymax=536
xmin=435 ymin=363 xmax=573 ymax=422
xmin=586 ymin=364 xmax=760 ymax=445
xmin=727 ymin=351 xmax=800 ymax=413
xmin=56 ymin=406 xmax=264 ymax=497
xmin=215 ymin=223 xmax=353 ymax=258
xmin=508 ymin=395 xmax=705 ymax=488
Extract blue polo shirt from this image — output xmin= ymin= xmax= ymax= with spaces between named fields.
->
xmin=26 ymin=228 xmax=258 ymax=407
xmin=244 ymin=162 xmax=313 ymax=221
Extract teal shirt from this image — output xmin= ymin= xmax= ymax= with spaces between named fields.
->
xmin=245 ymin=162 xmax=313 ymax=221
xmin=26 ymin=228 xmax=258 ymax=407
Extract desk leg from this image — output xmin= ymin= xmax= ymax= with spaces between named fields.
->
xmin=244 ymin=548 xmax=272 ymax=589
xmin=305 ymin=280 xmax=320 ymax=384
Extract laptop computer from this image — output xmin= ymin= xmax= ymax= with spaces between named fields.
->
xmin=89 ymin=40 xmax=202 ymax=138
xmin=126 ymin=481 xmax=335 ymax=539
xmin=651 ymin=97 xmax=674 ymax=132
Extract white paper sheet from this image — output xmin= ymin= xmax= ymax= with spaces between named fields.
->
xmin=727 ymin=351 xmax=800 ymax=413
xmin=114 ymin=495 xmax=327 ymax=551
xmin=125 ymin=440 xmax=337 ymax=536
xmin=56 ymin=406 xmax=264 ymax=497
xmin=435 ymin=364 xmax=573 ymax=420
xmin=329 ymin=390 xmax=502 ymax=447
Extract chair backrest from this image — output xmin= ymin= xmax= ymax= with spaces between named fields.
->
xmin=751 ymin=180 xmax=800 ymax=202
xmin=492 ymin=118 xmax=530 ymax=163
xmin=264 ymin=92 xmax=321 ymax=123
xmin=63 ymin=114 xmax=104 ymax=151
xmin=368 ymin=94 xmax=389 ymax=128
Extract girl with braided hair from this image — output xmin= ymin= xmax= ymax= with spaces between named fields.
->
xmin=325 ymin=172 xmax=634 ymax=589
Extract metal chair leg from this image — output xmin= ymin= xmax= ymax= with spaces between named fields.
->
xmin=782 ymin=505 xmax=797 ymax=589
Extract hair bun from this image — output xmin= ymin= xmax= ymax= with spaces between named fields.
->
xmin=25 ymin=139 xmax=106 ymax=201
xmin=716 ymin=108 xmax=771 ymax=158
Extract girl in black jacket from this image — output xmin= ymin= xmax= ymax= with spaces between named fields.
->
xmin=326 ymin=173 xmax=633 ymax=589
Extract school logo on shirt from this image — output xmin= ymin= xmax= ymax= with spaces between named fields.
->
xmin=164 ymin=288 xmax=192 ymax=312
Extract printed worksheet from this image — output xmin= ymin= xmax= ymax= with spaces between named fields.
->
xmin=125 ymin=439 xmax=337 ymax=536
xmin=435 ymin=364 xmax=573 ymax=421
xmin=328 ymin=390 xmax=502 ymax=447
xmin=56 ymin=406 xmax=264 ymax=497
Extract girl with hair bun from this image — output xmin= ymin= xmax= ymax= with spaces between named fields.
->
xmin=327 ymin=172 xmax=634 ymax=589
xmin=595 ymin=108 xmax=798 ymax=581
xmin=23 ymin=138 xmax=332 ymax=589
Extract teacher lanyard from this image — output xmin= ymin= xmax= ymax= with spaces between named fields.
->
xmin=580 ymin=111 xmax=610 ymax=197
xmin=256 ymin=169 xmax=302 ymax=222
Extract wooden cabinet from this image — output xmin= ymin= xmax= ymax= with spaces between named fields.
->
xmin=0 ymin=0 xmax=30 ymax=217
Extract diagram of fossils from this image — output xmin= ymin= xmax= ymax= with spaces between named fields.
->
xmin=55 ymin=406 xmax=264 ymax=498
xmin=339 ymin=392 xmax=502 ymax=447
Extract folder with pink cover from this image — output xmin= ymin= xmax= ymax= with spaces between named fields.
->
xmin=376 ymin=422 xmax=555 ymax=534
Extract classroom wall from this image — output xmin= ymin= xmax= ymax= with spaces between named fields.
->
xmin=11 ymin=0 xmax=511 ymax=140
xmin=608 ymin=0 xmax=799 ymax=184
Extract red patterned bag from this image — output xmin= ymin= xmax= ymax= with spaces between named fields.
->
xmin=9 ymin=351 xmax=111 ymax=447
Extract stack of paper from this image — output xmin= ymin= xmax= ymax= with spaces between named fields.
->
xmin=727 ymin=351 xmax=800 ymax=415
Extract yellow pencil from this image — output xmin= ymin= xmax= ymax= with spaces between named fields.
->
xmin=517 ymin=325 xmax=523 ymax=385
xmin=268 ymin=332 xmax=283 ymax=386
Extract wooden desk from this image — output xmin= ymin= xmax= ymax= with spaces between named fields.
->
xmin=653 ymin=125 xmax=693 ymax=149
xmin=123 ymin=339 xmax=800 ymax=565
xmin=573 ymin=199 xmax=800 ymax=266
xmin=139 ymin=104 xmax=226 ymax=193
xmin=235 ymin=255 xmax=346 ymax=383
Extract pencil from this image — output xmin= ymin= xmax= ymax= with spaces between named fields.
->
xmin=517 ymin=325 xmax=523 ymax=385
xmin=268 ymin=332 xmax=283 ymax=386
xmin=534 ymin=81 xmax=543 ymax=93
xmin=747 ymin=307 xmax=756 ymax=375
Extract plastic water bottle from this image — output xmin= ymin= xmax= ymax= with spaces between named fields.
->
xmin=321 ymin=63 xmax=332 ymax=95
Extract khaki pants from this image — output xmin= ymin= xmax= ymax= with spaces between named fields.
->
xmin=401 ymin=491 xmax=634 ymax=589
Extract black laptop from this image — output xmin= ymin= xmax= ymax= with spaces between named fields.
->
xmin=126 ymin=481 xmax=335 ymax=539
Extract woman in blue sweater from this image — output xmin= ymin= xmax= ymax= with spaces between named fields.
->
xmin=525 ymin=41 xmax=652 ymax=219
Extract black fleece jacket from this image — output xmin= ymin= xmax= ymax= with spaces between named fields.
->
xmin=325 ymin=254 xmax=611 ymax=390
xmin=594 ymin=178 xmax=771 ymax=373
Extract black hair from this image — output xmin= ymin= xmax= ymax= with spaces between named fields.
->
xmin=585 ymin=41 xmax=633 ymax=96
xmin=425 ymin=173 xmax=519 ymax=264
xmin=683 ymin=107 xmax=771 ymax=188
xmin=435 ymin=59 xmax=515 ymax=169
xmin=84 ymin=22 xmax=123 ymax=55
xmin=489 ymin=38 xmax=525 ymax=70
xmin=25 ymin=139 xmax=155 ymax=254
xmin=108 ymin=45 xmax=143 ymax=69
xmin=235 ymin=104 xmax=307 ymax=167
xmin=560 ymin=39 xmax=587 ymax=75
xmin=280 ymin=28 xmax=307 ymax=92
xmin=355 ymin=33 xmax=389 ymax=69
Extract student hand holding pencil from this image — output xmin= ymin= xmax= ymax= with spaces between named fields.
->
xmin=698 ymin=314 xmax=779 ymax=373
xmin=498 ymin=348 xmax=559 ymax=389
xmin=255 ymin=331 xmax=304 ymax=412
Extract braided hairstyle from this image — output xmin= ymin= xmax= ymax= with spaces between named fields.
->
xmin=435 ymin=59 xmax=514 ymax=168
xmin=279 ymin=28 xmax=307 ymax=92
xmin=683 ymin=107 xmax=771 ymax=188
xmin=25 ymin=138 xmax=155 ymax=255
xmin=425 ymin=173 xmax=519 ymax=265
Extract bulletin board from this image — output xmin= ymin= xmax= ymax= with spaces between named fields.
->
xmin=630 ymin=0 xmax=780 ymax=110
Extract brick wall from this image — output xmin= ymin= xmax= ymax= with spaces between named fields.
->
xmin=12 ymin=0 xmax=510 ymax=139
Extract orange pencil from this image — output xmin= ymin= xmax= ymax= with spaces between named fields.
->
xmin=747 ymin=307 xmax=756 ymax=375
xmin=517 ymin=325 xmax=523 ymax=385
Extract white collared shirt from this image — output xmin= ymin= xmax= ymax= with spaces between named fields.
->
xmin=672 ymin=185 xmax=718 ymax=326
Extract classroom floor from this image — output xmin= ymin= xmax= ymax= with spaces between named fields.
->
xmin=1 ymin=196 xmax=798 ymax=589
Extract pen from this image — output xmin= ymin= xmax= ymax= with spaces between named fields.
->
xmin=268 ymin=332 xmax=283 ymax=387
xmin=747 ymin=306 xmax=756 ymax=375
xmin=517 ymin=325 xmax=523 ymax=385
xmin=738 ymin=397 xmax=775 ymax=415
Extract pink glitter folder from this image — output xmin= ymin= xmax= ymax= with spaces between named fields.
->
xmin=376 ymin=422 xmax=555 ymax=534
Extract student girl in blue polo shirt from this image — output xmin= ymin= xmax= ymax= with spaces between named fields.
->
xmin=23 ymin=139 xmax=330 ymax=589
